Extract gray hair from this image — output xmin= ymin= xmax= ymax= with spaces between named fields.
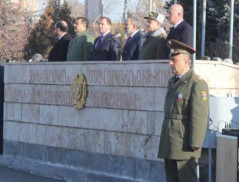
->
xmin=30 ymin=54 xmax=43 ymax=62
xmin=128 ymin=16 xmax=141 ymax=29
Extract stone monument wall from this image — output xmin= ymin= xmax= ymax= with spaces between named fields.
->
xmin=2 ymin=60 xmax=239 ymax=181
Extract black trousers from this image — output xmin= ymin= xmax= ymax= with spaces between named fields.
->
xmin=164 ymin=158 xmax=198 ymax=182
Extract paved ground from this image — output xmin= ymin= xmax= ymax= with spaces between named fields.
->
xmin=0 ymin=166 xmax=65 ymax=182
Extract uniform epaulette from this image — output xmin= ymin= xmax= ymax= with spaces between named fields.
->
xmin=195 ymin=74 xmax=202 ymax=81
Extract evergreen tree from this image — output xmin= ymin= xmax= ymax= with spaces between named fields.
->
xmin=205 ymin=0 xmax=239 ymax=60
xmin=164 ymin=0 xmax=196 ymax=25
xmin=24 ymin=0 xmax=75 ymax=60
xmin=52 ymin=1 xmax=75 ymax=37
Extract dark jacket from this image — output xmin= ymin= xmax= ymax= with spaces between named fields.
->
xmin=93 ymin=32 xmax=121 ymax=61
xmin=139 ymin=27 xmax=166 ymax=60
xmin=158 ymin=69 xmax=209 ymax=160
xmin=48 ymin=33 xmax=72 ymax=62
xmin=163 ymin=20 xmax=193 ymax=59
xmin=122 ymin=30 xmax=144 ymax=61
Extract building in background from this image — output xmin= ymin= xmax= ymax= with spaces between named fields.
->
xmin=85 ymin=0 xmax=102 ymax=22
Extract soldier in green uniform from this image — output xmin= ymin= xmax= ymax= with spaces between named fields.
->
xmin=67 ymin=17 xmax=94 ymax=61
xmin=158 ymin=39 xmax=209 ymax=182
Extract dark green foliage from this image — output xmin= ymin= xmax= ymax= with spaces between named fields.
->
xmin=205 ymin=0 xmax=239 ymax=61
xmin=52 ymin=1 xmax=75 ymax=37
xmin=24 ymin=0 xmax=75 ymax=60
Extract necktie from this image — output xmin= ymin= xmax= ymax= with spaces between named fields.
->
xmin=125 ymin=36 xmax=131 ymax=45
xmin=170 ymin=27 xmax=175 ymax=32
xmin=174 ymin=76 xmax=179 ymax=83
xmin=168 ymin=27 xmax=175 ymax=37
xmin=96 ymin=35 xmax=103 ymax=49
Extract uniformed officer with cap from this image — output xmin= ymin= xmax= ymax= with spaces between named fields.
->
xmin=158 ymin=39 xmax=209 ymax=182
xmin=138 ymin=12 xmax=166 ymax=60
xmin=145 ymin=12 xmax=165 ymax=23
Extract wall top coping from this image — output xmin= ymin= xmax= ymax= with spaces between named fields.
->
xmin=2 ymin=60 xmax=239 ymax=68
xmin=195 ymin=60 xmax=239 ymax=69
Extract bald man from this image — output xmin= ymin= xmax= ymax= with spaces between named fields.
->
xmin=162 ymin=4 xmax=193 ymax=59
xmin=48 ymin=20 xmax=72 ymax=62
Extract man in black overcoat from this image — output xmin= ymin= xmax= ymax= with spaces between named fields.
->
xmin=162 ymin=4 xmax=193 ymax=59
xmin=48 ymin=21 xmax=72 ymax=62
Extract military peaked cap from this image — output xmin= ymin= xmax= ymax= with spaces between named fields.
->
xmin=144 ymin=12 xmax=165 ymax=24
xmin=167 ymin=39 xmax=196 ymax=57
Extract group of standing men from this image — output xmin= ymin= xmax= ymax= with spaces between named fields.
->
xmin=48 ymin=4 xmax=193 ymax=62
xmin=49 ymin=4 xmax=210 ymax=182
xmin=48 ymin=16 xmax=121 ymax=62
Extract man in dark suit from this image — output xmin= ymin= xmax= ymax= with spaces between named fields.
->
xmin=162 ymin=4 xmax=193 ymax=59
xmin=122 ymin=16 xmax=144 ymax=61
xmin=93 ymin=17 xmax=121 ymax=61
xmin=48 ymin=21 xmax=72 ymax=62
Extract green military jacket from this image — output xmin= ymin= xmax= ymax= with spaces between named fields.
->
xmin=67 ymin=31 xmax=94 ymax=61
xmin=158 ymin=69 xmax=209 ymax=160
xmin=139 ymin=27 xmax=166 ymax=60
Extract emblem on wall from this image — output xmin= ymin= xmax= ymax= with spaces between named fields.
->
xmin=71 ymin=74 xmax=88 ymax=110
